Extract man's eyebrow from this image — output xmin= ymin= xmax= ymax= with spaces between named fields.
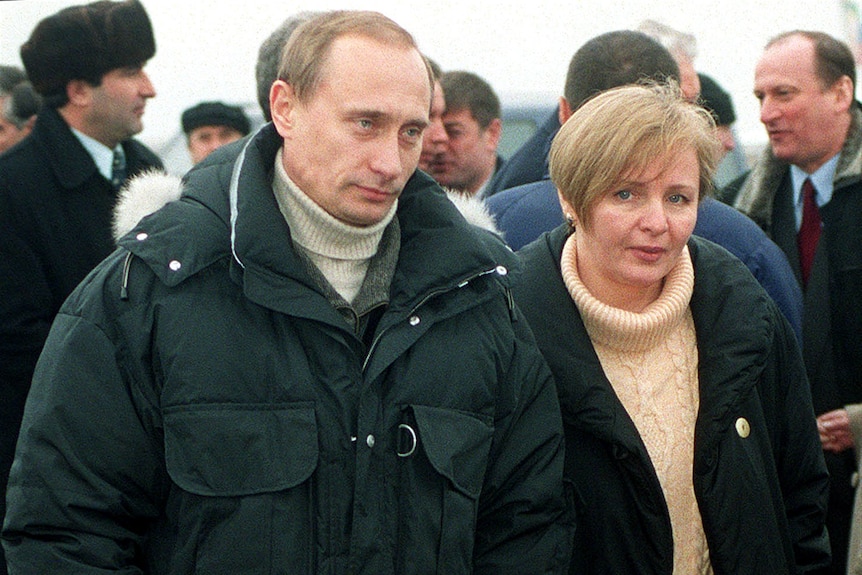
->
xmin=345 ymin=108 xmax=428 ymax=129
xmin=348 ymin=109 xmax=385 ymax=119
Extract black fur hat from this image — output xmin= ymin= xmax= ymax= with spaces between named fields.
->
xmin=20 ymin=0 xmax=155 ymax=103
xmin=182 ymin=102 xmax=251 ymax=136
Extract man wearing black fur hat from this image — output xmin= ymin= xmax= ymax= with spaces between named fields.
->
xmin=0 ymin=3 xmax=162 ymax=565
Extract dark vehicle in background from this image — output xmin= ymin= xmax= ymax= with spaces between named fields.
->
xmin=497 ymin=103 xmax=555 ymax=160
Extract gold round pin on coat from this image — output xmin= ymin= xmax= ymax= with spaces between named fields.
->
xmin=735 ymin=417 xmax=751 ymax=438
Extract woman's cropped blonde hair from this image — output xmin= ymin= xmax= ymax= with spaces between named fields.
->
xmin=549 ymin=81 xmax=719 ymax=229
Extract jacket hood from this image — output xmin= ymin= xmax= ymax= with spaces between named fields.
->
xmin=113 ymin=169 xmax=184 ymax=241
xmin=114 ymin=124 xmax=511 ymax=319
xmin=113 ymin=169 xmax=499 ymax=242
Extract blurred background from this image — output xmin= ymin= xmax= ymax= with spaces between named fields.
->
xmin=2 ymin=0 xmax=861 ymax=178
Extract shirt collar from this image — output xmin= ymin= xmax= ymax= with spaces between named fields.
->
xmin=790 ymin=153 xmax=839 ymax=209
xmin=70 ymin=128 xmax=120 ymax=181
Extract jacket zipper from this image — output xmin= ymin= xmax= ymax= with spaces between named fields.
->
xmin=361 ymin=266 xmax=504 ymax=372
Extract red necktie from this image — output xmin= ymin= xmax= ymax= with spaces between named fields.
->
xmin=797 ymin=178 xmax=821 ymax=287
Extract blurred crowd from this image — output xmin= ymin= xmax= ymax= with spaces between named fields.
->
xmin=1 ymin=2 xmax=861 ymax=575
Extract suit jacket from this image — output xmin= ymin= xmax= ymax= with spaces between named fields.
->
xmin=733 ymin=102 xmax=862 ymax=574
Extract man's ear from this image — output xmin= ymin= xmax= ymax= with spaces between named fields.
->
xmin=270 ymin=80 xmax=298 ymax=137
xmin=484 ymin=117 xmax=502 ymax=150
xmin=65 ymin=79 xmax=93 ymax=107
xmin=558 ymin=96 xmax=573 ymax=125
xmin=831 ymin=75 xmax=854 ymax=113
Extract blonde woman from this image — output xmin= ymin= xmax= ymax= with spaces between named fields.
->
xmin=512 ymin=83 xmax=830 ymax=574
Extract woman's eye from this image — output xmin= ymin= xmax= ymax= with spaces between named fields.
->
xmin=669 ymin=194 xmax=689 ymax=204
xmin=616 ymin=190 xmax=632 ymax=200
xmin=358 ymin=119 xmax=373 ymax=129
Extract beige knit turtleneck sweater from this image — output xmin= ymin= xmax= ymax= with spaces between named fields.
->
xmin=271 ymin=150 xmax=396 ymax=303
xmin=561 ymin=233 xmax=713 ymax=575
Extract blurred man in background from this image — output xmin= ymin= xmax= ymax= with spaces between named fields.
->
xmin=427 ymin=70 xmax=503 ymax=197
xmin=0 ymin=81 xmax=41 ymax=154
xmin=0 ymin=5 xmax=161 ymax=570
xmin=182 ymin=101 xmax=250 ymax=164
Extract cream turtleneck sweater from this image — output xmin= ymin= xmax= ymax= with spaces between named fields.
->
xmin=271 ymin=151 xmax=396 ymax=303
xmin=561 ymin=233 xmax=713 ymax=575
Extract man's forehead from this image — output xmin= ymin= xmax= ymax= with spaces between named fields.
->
xmin=756 ymin=45 xmax=818 ymax=87
xmin=319 ymin=36 xmax=428 ymax=88
xmin=760 ymin=36 xmax=815 ymax=70
xmin=443 ymin=107 xmax=476 ymax=121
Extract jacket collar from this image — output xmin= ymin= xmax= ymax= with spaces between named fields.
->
xmin=122 ymin=124 xmax=511 ymax=318
xmin=515 ymin=226 xmax=642 ymax=448
xmin=736 ymin=101 xmax=862 ymax=230
xmin=31 ymin=106 xmax=102 ymax=190
xmin=230 ymin=125 xmax=507 ymax=311
xmin=519 ymin=226 xmax=772 ymax=451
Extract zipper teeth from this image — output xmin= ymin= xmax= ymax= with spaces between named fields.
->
xmin=120 ymin=251 xmax=134 ymax=300
xmin=362 ymin=266 xmax=498 ymax=372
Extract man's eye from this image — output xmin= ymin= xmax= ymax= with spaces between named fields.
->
xmin=616 ymin=190 xmax=632 ymax=200
xmin=669 ymin=194 xmax=687 ymax=204
xmin=358 ymin=119 xmax=373 ymax=129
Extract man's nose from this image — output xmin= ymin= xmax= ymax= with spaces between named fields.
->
xmin=370 ymin=135 xmax=403 ymax=179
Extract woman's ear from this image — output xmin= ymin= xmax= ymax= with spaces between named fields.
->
xmin=558 ymin=190 xmax=578 ymax=229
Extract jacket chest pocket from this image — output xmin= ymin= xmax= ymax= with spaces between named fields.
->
xmin=394 ymin=404 xmax=494 ymax=575
xmin=163 ymin=403 xmax=318 ymax=574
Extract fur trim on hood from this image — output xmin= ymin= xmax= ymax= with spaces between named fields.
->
xmin=112 ymin=172 xmax=500 ymax=242
xmin=442 ymin=188 xmax=500 ymax=236
xmin=113 ymin=169 xmax=183 ymax=241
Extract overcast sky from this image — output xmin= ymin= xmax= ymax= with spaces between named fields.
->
xmin=0 ymin=0 xmax=856 ymax=151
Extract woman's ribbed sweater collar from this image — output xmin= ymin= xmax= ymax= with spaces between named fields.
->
xmin=560 ymin=232 xmax=694 ymax=353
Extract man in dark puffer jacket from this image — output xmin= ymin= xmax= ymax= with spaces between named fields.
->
xmin=2 ymin=10 xmax=570 ymax=575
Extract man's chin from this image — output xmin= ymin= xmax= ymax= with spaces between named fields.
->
xmin=770 ymin=145 xmax=794 ymax=163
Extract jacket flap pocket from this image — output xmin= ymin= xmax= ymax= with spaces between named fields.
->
xmin=164 ymin=403 xmax=317 ymax=496
xmin=412 ymin=404 xmax=493 ymax=498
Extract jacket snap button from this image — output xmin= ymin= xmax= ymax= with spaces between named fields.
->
xmin=168 ymin=260 xmax=182 ymax=271
xmin=366 ymin=434 xmax=375 ymax=448
xmin=136 ymin=232 xmax=148 ymax=241
xmin=735 ymin=417 xmax=750 ymax=438
xmin=496 ymin=265 xmax=508 ymax=276
xmin=409 ymin=315 xmax=420 ymax=326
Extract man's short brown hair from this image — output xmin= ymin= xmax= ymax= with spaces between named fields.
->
xmin=278 ymin=10 xmax=432 ymax=104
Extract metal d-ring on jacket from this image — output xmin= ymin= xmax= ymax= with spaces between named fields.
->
xmin=2 ymin=125 xmax=571 ymax=574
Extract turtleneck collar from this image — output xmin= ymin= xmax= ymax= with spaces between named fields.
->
xmin=560 ymin=232 xmax=694 ymax=352
xmin=271 ymin=148 xmax=397 ymax=261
